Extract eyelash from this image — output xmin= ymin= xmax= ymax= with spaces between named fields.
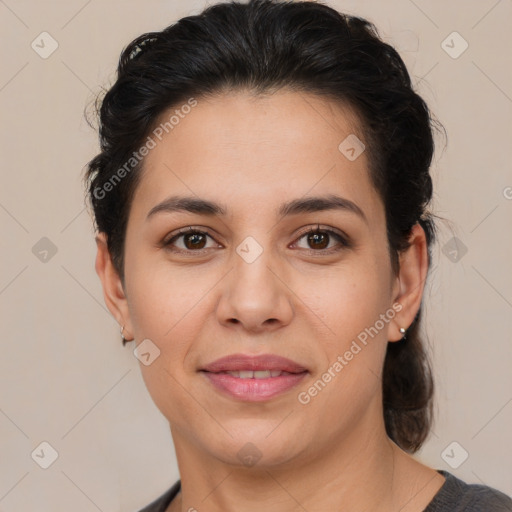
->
xmin=162 ymin=225 xmax=351 ymax=256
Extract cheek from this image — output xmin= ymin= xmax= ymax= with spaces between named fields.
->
xmin=299 ymin=258 xmax=392 ymax=349
xmin=293 ymin=265 xmax=392 ymax=436
xmin=125 ymin=251 xmax=213 ymax=339
xmin=315 ymin=257 xmax=393 ymax=386
xmin=124 ymin=261 xmax=214 ymax=420
xmin=124 ymin=255 xmax=225 ymax=393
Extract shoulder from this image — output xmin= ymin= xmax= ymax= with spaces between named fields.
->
xmin=135 ymin=480 xmax=181 ymax=512
xmin=425 ymin=471 xmax=512 ymax=511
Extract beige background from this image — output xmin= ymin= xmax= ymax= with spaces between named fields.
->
xmin=1 ymin=0 xmax=511 ymax=510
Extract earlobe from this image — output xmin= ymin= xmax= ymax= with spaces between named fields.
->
xmin=94 ymin=232 xmax=133 ymax=340
xmin=389 ymin=223 xmax=429 ymax=342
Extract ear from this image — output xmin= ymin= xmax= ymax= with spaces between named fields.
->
xmin=95 ymin=232 xmax=133 ymax=340
xmin=389 ymin=223 xmax=429 ymax=342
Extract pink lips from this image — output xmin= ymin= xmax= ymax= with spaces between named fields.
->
xmin=200 ymin=354 xmax=308 ymax=402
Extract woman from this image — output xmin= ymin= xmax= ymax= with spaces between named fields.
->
xmin=85 ymin=0 xmax=512 ymax=510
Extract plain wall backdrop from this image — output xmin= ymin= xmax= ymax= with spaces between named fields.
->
xmin=1 ymin=0 xmax=511 ymax=510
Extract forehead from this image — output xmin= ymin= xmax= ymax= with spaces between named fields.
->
xmin=130 ymin=89 xmax=382 ymax=222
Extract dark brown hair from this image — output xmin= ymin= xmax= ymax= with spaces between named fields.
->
xmin=84 ymin=0 xmax=445 ymax=452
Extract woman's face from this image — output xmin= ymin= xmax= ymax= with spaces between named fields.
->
xmin=99 ymin=90 xmax=421 ymax=468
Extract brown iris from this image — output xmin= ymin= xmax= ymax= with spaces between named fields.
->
xmin=307 ymin=231 xmax=329 ymax=250
xmin=183 ymin=232 xmax=207 ymax=250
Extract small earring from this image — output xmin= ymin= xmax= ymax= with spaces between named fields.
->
xmin=121 ymin=325 xmax=128 ymax=346
xmin=399 ymin=327 xmax=407 ymax=340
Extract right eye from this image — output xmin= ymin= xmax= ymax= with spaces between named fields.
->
xmin=163 ymin=227 xmax=221 ymax=253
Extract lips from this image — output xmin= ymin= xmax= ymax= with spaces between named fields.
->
xmin=201 ymin=354 xmax=308 ymax=374
xmin=200 ymin=354 xmax=308 ymax=402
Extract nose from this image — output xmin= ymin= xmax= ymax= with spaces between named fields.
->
xmin=215 ymin=247 xmax=294 ymax=334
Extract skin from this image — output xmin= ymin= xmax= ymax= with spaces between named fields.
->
xmin=95 ymin=90 xmax=445 ymax=511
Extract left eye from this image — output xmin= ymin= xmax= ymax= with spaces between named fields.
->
xmin=294 ymin=228 xmax=347 ymax=251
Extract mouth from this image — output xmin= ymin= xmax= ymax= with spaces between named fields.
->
xmin=212 ymin=369 xmax=296 ymax=378
xmin=200 ymin=354 xmax=308 ymax=402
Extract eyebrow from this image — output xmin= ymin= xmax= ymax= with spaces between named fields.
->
xmin=146 ymin=194 xmax=367 ymax=223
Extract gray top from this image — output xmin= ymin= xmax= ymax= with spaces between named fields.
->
xmin=137 ymin=470 xmax=512 ymax=511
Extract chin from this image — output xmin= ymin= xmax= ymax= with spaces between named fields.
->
xmin=199 ymin=422 xmax=307 ymax=469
